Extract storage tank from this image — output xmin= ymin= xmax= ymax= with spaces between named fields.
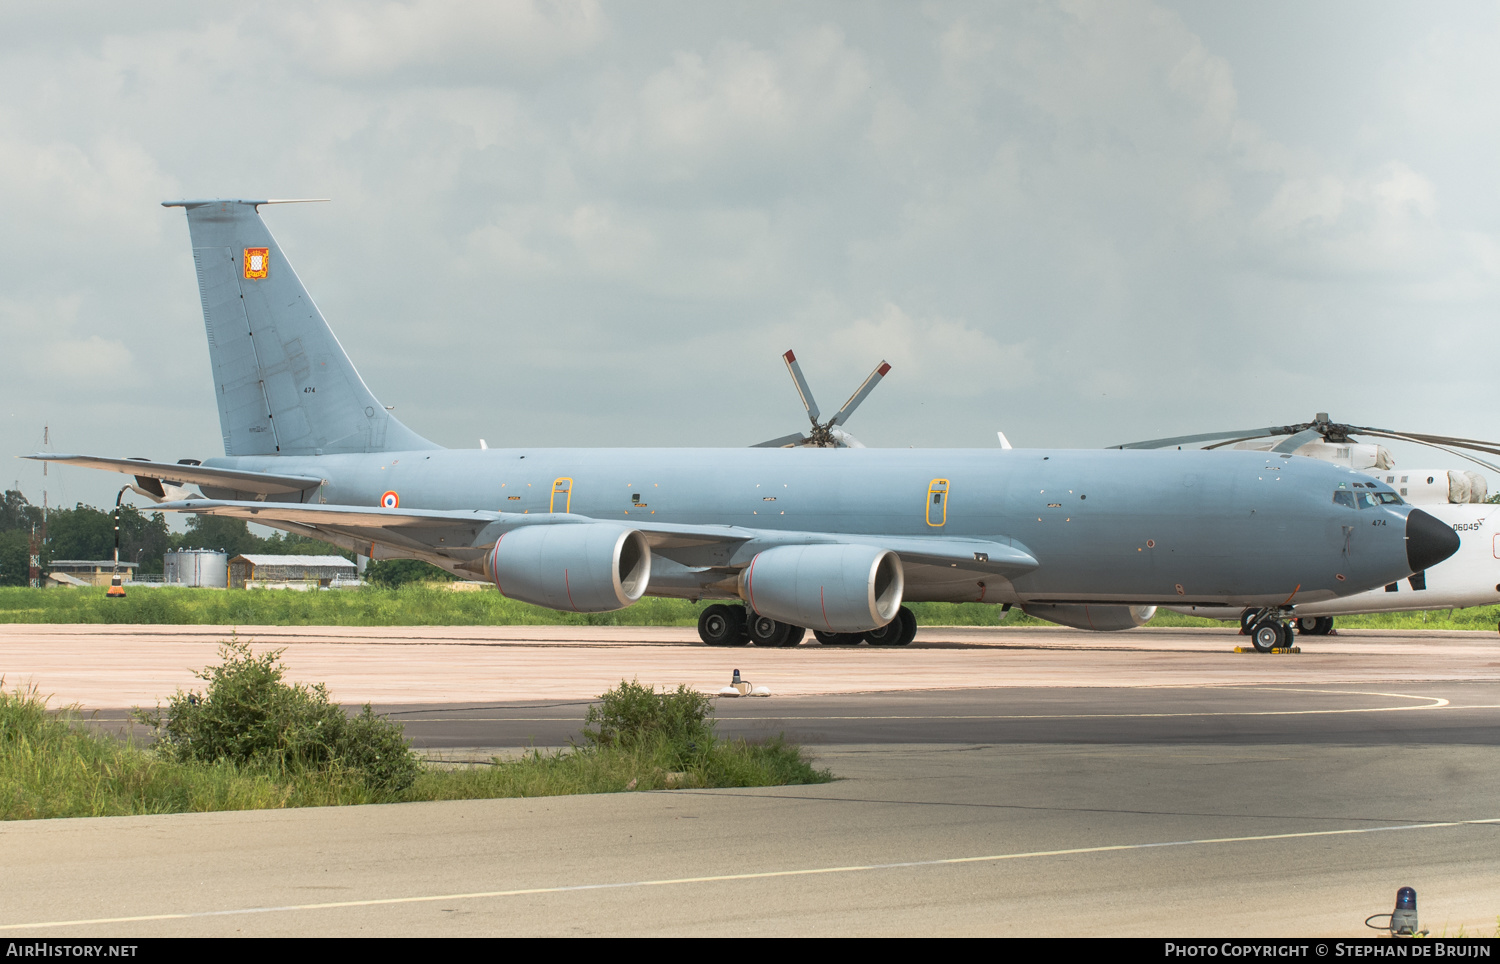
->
xmin=163 ymin=549 xmax=229 ymax=588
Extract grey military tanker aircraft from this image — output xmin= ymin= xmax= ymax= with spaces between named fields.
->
xmin=28 ymin=200 xmax=1460 ymax=651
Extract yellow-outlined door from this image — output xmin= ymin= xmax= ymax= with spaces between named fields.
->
xmin=926 ymin=478 xmax=950 ymax=526
xmin=550 ymin=477 xmax=573 ymax=513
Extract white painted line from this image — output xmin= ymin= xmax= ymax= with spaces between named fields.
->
xmin=4 ymin=817 xmax=1496 ymax=931
xmin=393 ymin=689 xmax=1473 ymax=723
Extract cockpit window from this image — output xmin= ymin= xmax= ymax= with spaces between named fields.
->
xmin=1332 ymin=491 xmax=1356 ymax=508
xmin=1357 ymin=491 xmax=1381 ymax=509
xmin=1376 ymin=492 xmax=1403 ymax=505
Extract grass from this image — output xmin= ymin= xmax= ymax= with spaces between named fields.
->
xmin=2 ymin=585 xmax=1498 ymax=631
xmin=0 ymin=585 xmax=707 ymax=626
xmin=1 ymin=685 xmax=387 ymax=818
xmin=0 ymin=667 xmax=831 ymax=821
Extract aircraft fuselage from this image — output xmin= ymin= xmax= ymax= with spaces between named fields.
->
xmin=208 ymin=445 xmax=1423 ymax=608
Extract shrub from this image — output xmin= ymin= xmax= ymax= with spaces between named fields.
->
xmin=582 ymin=680 xmax=714 ymax=749
xmin=136 ymin=639 xmax=420 ymax=792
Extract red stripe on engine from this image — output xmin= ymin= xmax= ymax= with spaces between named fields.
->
xmin=820 ymin=586 xmax=832 ymax=631
xmin=564 ymin=569 xmax=578 ymax=611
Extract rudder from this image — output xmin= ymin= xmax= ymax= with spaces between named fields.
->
xmin=164 ymin=199 xmax=438 ymax=457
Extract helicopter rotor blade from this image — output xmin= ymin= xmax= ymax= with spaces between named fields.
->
xmin=1345 ymin=427 xmax=1500 ymax=459
xmin=1111 ymin=428 xmax=1290 ymax=450
xmin=751 ymin=432 xmax=812 ymax=449
xmin=828 ymin=361 xmax=892 ymax=428
xmin=1270 ymin=428 xmax=1326 ymax=454
xmin=1201 ymin=435 xmax=1275 ymax=450
xmin=1342 ymin=431 xmax=1500 ymax=474
xmin=781 ymin=350 xmax=822 ymax=427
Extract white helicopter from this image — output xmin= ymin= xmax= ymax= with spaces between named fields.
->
xmin=1115 ymin=414 xmax=1500 ymax=635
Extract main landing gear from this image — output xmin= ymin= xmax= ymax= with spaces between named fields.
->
xmin=1295 ymin=616 xmax=1334 ymax=636
xmin=1239 ymin=608 xmax=1288 ymax=652
xmin=698 ymin=604 xmax=917 ymax=647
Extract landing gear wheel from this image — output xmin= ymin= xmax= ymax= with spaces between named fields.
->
xmin=1239 ymin=609 xmax=1258 ymax=636
xmin=814 ymin=630 xmax=863 ymax=646
xmin=866 ymin=607 xmax=917 ymax=646
xmin=896 ymin=606 xmax=918 ymax=646
xmin=1250 ymin=620 xmax=1288 ymax=653
xmin=784 ymin=626 xmax=807 ymax=647
xmin=698 ymin=604 xmax=749 ymax=646
xmin=747 ymin=613 xmax=793 ymax=647
xmin=1296 ymin=616 xmax=1333 ymax=636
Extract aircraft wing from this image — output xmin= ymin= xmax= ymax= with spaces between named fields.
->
xmin=23 ymin=454 xmax=322 ymax=497
xmin=634 ymin=523 xmax=1037 ymax=575
xmin=154 ymin=500 xmax=503 ymax=528
xmin=150 ymin=499 xmax=507 ymax=566
xmin=150 ymin=499 xmax=1038 ymax=579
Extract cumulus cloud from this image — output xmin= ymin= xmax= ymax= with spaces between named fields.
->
xmin=797 ymin=303 xmax=1034 ymax=398
xmin=1 ymin=1 xmax=1497 ymax=505
xmin=285 ymin=0 xmax=607 ymax=79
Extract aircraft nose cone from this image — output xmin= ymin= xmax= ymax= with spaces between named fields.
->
xmin=1406 ymin=508 xmax=1460 ymax=572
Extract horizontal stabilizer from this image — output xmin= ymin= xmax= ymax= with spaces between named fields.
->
xmin=25 ymin=454 xmax=322 ymax=496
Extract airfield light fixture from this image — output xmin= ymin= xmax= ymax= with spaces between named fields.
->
xmin=107 ymin=485 xmax=130 ymax=599
xmin=1365 ymin=886 xmax=1426 ymax=937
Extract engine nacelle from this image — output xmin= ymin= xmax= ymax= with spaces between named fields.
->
xmin=488 ymin=524 xmax=650 ymax=612
xmin=740 ymin=544 xmax=903 ymax=633
xmin=1021 ymin=604 xmax=1156 ymax=631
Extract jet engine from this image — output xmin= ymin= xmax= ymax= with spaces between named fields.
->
xmin=488 ymin=523 xmax=650 ymax=612
xmin=740 ymin=544 xmax=903 ymax=633
xmin=1021 ymin=604 xmax=1156 ymax=632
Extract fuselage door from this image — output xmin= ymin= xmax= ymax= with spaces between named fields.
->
xmin=927 ymin=478 xmax=950 ymax=527
xmin=550 ymin=477 xmax=573 ymax=514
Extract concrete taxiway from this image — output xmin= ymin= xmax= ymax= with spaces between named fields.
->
xmin=1 ymin=624 xmax=1497 ymax=937
xmin=2 ymin=623 xmax=1497 ymax=707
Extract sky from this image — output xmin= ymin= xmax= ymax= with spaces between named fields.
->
xmin=2 ymin=0 xmax=1497 ymax=515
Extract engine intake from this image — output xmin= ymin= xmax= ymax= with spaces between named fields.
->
xmin=1021 ymin=604 xmax=1156 ymax=632
xmin=741 ymin=544 xmax=903 ymax=633
xmin=488 ymin=524 xmax=650 ymax=612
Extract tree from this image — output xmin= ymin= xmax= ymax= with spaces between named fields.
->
xmin=261 ymin=531 xmax=353 ymax=560
xmin=0 ymin=531 xmax=33 ymax=587
xmin=0 ymin=490 xmax=43 ymax=534
xmin=364 ymin=558 xmax=454 ymax=587
xmin=43 ymin=504 xmax=116 ymax=561
xmin=42 ymin=502 xmax=171 ymax=573
xmin=120 ymin=507 xmax=172 ymax=575
xmin=174 ymin=515 xmax=266 ymax=560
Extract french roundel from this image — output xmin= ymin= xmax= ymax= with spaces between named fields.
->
xmin=380 ymin=491 xmax=399 ymax=509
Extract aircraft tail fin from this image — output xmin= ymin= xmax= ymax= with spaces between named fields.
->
xmin=163 ymin=199 xmax=439 ymax=457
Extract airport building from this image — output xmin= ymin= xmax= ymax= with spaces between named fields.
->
xmin=228 ymin=554 xmax=360 ymax=590
xmin=46 ymin=560 xmax=140 ymax=587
